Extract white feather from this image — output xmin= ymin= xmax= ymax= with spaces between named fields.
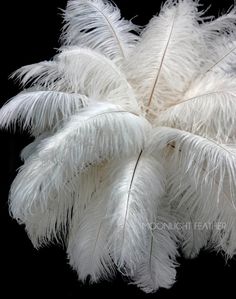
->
xmin=9 ymin=103 xmax=150 ymax=227
xmin=36 ymin=102 xmax=150 ymax=177
xmin=20 ymin=132 xmax=52 ymax=161
xmin=0 ymin=91 xmax=88 ymax=135
xmin=156 ymin=73 xmax=236 ymax=143
xmin=202 ymin=33 xmax=236 ymax=75
xmin=105 ymin=153 xmax=166 ymax=274
xmin=11 ymin=47 xmax=140 ymax=113
xmin=61 ymin=0 xmax=140 ymax=64
xmin=11 ymin=61 xmax=59 ymax=89
xmin=67 ymin=162 xmax=115 ymax=282
xmin=151 ymin=127 xmax=236 ymax=257
xmin=132 ymin=209 xmax=179 ymax=293
xmin=201 ymin=6 xmax=236 ymax=42
xmin=10 ymin=162 xmax=102 ymax=248
xmin=57 ymin=47 xmax=140 ymax=112
xmin=125 ymin=0 xmax=203 ymax=119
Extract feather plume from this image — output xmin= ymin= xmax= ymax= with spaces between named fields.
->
xmin=36 ymin=102 xmax=150 ymax=175
xmin=0 ymin=90 xmax=88 ymax=135
xmin=9 ymin=103 xmax=150 ymax=226
xmin=20 ymin=132 xmax=51 ymax=161
xmin=132 ymin=210 xmax=179 ymax=293
xmin=202 ymin=33 xmax=236 ymax=75
xmin=201 ymin=6 xmax=236 ymax=40
xmin=67 ymin=162 xmax=115 ymax=282
xmin=152 ymin=127 xmax=236 ymax=257
xmin=105 ymin=153 xmax=166 ymax=273
xmin=11 ymin=161 xmax=102 ymax=248
xmin=12 ymin=47 xmax=139 ymax=113
xmin=61 ymin=0 xmax=140 ymax=64
xmin=11 ymin=61 xmax=59 ymax=89
xmin=56 ymin=47 xmax=139 ymax=112
xmin=156 ymin=73 xmax=236 ymax=143
xmin=126 ymin=0 xmax=203 ymax=119
xmin=3 ymin=0 xmax=236 ymax=293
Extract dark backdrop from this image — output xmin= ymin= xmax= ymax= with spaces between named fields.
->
xmin=1 ymin=0 xmax=236 ymax=298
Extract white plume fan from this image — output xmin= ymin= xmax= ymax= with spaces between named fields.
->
xmin=1 ymin=0 xmax=236 ymax=293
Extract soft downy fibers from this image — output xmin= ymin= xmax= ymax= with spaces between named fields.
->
xmin=1 ymin=0 xmax=236 ymax=293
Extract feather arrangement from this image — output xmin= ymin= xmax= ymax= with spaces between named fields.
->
xmin=2 ymin=0 xmax=236 ymax=293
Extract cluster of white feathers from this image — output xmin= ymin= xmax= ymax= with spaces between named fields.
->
xmin=1 ymin=0 xmax=236 ymax=293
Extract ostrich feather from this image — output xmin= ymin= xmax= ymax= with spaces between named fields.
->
xmin=152 ymin=127 xmax=236 ymax=256
xmin=168 ymin=167 xmax=236 ymax=258
xmin=18 ymin=165 xmax=101 ymax=248
xmin=167 ymin=180 xmax=212 ymax=258
xmin=0 ymin=91 xmax=88 ymax=135
xmin=3 ymin=0 xmax=236 ymax=294
xmin=156 ymin=73 xmax=236 ymax=142
xmin=36 ymin=102 xmax=150 ymax=175
xmin=12 ymin=47 xmax=139 ymax=113
xmin=11 ymin=61 xmax=59 ymax=89
xmin=56 ymin=47 xmax=139 ymax=112
xmin=132 ymin=211 xmax=179 ymax=293
xmin=202 ymin=33 xmax=236 ymax=75
xmin=9 ymin=102 xmax=150 ymax=225
xmin=126 ymin=0 xmax=203 ymax=118
xmin=68 ymin=155 xmax=165 ymax=283
xmin=20 ymin=132 xmax=51 ymax=161
xmin=69 ymin=156 xmax=164 ymax=282
xmin=61 ymin=0 xmax=140 ymax=64
xmin=201 ymin=6 xmax=236 ymax=39
xmin=67 ymin=162 xmax=115 ymax=282
xmin=105 ymin=154 xmax=166 ymax=273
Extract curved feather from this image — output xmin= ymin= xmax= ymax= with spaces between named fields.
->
xmin=67 ymin=162 xmax=115 ymax=282
xmin=202 ymin=33 xmax=236 ymax=75
xmin=57 ymin=47 xmax=139 ymax=112
xmin=200 ymin=6 xmax=236 ymax=46
xmin=0 ymin=91 xmax=88 ymax=135
xmin=132 ymin=210 xmax=179 ymax=293
xmin=106 ymin=153 xmax=166 ymax=273
xmin=10 ymin=162 xmax=102 ymax=248
xmin=152 ymin=127 xmax=236 ymax=257
xmin=156 ymin=73 xmax=236 ymax=143
xmin=9 ymin=103 xmax=150 ymax=225
xmin=20 ymin=132 xmax=52 ymax=161
xmin=11 ymin=47 xmax=139 ymax=113
xmin=11 ymin=61 xmax=59 ymax=89
xmin=37 ymin=102 xmax=150 ymax=175
xmin=61 ymin=0 xmax=140 ymax=64
xmin=126 ymin=0 xmax=203 ymax=119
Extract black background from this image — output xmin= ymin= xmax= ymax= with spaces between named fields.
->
xmin=1 ymin=0 xmax=236 ymax=298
